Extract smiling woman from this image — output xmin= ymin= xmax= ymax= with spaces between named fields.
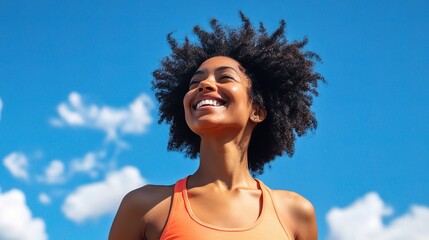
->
xmin=184 ymin=57 xmax=255 ymax=135
xmin=109 ymin=12 xmax=324 ymax=240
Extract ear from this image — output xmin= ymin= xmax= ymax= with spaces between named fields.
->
xmin=250 ymin=105 xmax=267 ymax=123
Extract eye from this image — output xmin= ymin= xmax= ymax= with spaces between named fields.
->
xmin=219 ymin=75 xmax=234 ymax=81
xmin=189 ymin=80 xmax=200 ymax=89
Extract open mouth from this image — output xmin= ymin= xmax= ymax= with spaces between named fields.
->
xmin=193 ymin=99 xmax=226 ymax=110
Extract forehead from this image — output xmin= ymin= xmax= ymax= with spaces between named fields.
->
xmin=197 ymin=56 xmax=243 ymax=72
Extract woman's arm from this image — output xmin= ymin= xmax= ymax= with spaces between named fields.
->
xmin=292 ymin=195 xmax=317 ymax=240
xmin=109 ymin=185 xmax=173 ymax=240
xmin=109 ymin=189 xmax=147 ymax=240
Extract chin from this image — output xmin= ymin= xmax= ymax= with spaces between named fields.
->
xmin=189 ymin=120 xmax=246 ymax=136
xmin=189 ymin=120 xmax=221 ymax=132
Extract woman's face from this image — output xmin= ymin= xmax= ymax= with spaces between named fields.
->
xmin=183 ymin=56 xmax=255 ymax=135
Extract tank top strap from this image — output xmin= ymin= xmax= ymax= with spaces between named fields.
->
xmin=174 ymin=176 xmax=188 ymax=193
xmin=255 ymin=179 xmax=294 ymax=240
xmin=159 ymin=177 xmax=187 ymax=240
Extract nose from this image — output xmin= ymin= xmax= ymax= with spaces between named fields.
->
xmin=198 ymin=78 xmax=217 ymax=92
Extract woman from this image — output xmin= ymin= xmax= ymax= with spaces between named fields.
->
xmin=109 ymin=12 xmax=324 ymax=240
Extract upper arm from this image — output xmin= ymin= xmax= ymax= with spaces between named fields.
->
xmin=272 ymin=190 xmax=317 ymax=240
xmin=293 ymin=197 xmax=317 ymax=240
xmin=109 ymin=184 xmax=174 ymax=240
xmin=109 ymin=190 xmax=146 ymax=240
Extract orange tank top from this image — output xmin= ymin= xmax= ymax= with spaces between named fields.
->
xmin=160 ymin=176 xmax=292 ymax=240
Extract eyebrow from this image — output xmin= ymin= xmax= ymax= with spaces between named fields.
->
xmin=216 ymin=66 xmax=240 ymax=74
xmin=193 ymin=66 xmax=241 ymax=77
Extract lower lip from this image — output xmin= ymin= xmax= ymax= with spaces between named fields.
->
xmin=195 ymin=105 xmax=224 ymax=110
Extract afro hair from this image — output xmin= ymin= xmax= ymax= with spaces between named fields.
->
xmin=152 ymin=12 xmax=325 ymax=175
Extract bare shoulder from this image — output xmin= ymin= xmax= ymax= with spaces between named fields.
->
xmin=127 ymin=184 xmax=174 ymax=209
xmin=271 ymin=190 xmax=317 ymax=240
xmin=271 ymin=190 xmax=316 ymax=220
xmin=109 ymin=184 xmax=174 ymax=240
xmin=115 ymin=184 xmax=174 ymax=218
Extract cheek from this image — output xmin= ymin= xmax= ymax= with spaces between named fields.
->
xmin=231 ymin=86 xmax=239 ymax=91
xmin=230 ymin=86 xmax=251 ymax=107
xmin=183 ymin=91 xmax=194 ymax=125
xmin=229 ymin=86 xmax=242 ymax=101
xmin=183 ymin=92 xmax=192 ymax=112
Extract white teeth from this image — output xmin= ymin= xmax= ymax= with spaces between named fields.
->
xmin=196 ymin=99 xmax=221 ymax=109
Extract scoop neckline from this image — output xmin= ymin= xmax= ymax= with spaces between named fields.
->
xmin=182 ymin=176 xmax=266 ymax=232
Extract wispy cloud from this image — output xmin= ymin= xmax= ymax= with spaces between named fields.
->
xmin=50 ymin=92 xmax=153 ymax=143
xmin=38 ymin=160 xmax=66 ymax=184
xmin=69 ymin=151 xmax=106 ymax=178
xmin=3 ymin=152 xmax=29 ymax=180
xmin=0 ymin=189 xmax=48 ymax=240
xmin=326 ymin=192 xmax=429 ymax=240
xmin=62 ymin=166 xmax=145 ymax=223
xmin=38 ymin=193 xmax=51 ymax=205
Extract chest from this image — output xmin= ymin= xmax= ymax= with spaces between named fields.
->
xmin=186 ymin=188 xmax=263 ymax=228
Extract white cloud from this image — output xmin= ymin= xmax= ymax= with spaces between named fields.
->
xmin=326 ymin=192 xmax=429 ymax=240
xmin=3 ymin=152 xmax=29 ymax=180
xmin=0 ymin=97 xmax=3 ymax=120
xmin=0 ymin=189 xmax=48 ymax=240
xmin=69 ymin=151 xmax=105 ymax=178
xmin=62 ymin=166 xmax=145 ymax=223
xmin=38 ymin=193 xmax=51 ymax=205
xmin=39 ymin=160 xmax=66 ymax=184
xmin=50 ymin=92 xmax=153 ymax=141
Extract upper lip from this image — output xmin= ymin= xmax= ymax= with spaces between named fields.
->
xmin=192 ymin=94 xmax=227 ymax=109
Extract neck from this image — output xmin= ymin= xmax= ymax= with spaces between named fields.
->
xmin=190 ymin=127 xmax=256 ymax=190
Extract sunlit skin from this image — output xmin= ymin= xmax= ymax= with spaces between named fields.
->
xmin=108 ymin=56 xmax=317 ymax=240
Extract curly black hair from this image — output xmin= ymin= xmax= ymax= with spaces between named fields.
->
xmin=152 ymin=12 xmax=325 ymax=175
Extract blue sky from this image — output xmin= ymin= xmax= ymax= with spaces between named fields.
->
xmin=1 ymin=1 xmax=428 ymax=239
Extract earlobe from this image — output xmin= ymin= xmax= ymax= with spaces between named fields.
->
xmin=250 ymin=115 xmax=260 ymax=123
xmin=250 ymin=106 xmax=267 ymax=123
